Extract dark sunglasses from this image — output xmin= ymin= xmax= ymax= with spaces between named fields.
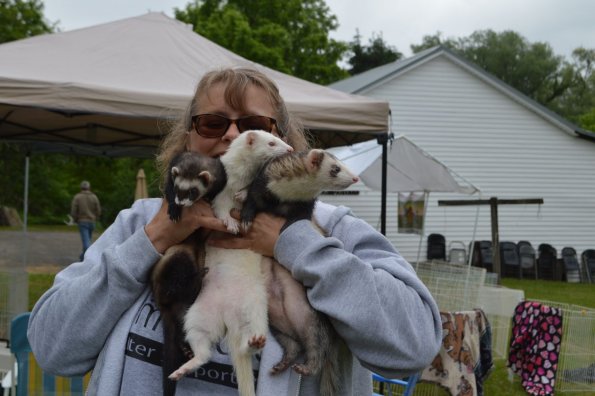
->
xmin=191 ymin=114 xmax=277 ymax=138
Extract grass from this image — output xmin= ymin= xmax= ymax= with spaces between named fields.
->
xmin=23 ymin=272 xmax=595 ymax=395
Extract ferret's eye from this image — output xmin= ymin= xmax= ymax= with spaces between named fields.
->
xmin=268 ymin=142 xmax=275 ymax=147
xmin=189 ymin=187 xmax=199 ymax=200
xmin=331 ymin=165 xmax=340 ymax=177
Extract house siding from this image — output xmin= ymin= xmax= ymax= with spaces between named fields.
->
xmin=322 ymin=55 xmax=595 ymax=263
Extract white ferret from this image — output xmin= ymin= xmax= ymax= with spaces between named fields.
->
xmin=168 ymin=130 xmax=293 ymax=396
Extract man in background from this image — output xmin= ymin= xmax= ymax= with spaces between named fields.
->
xmin=71 ymin=180 xmax=101 ymax=261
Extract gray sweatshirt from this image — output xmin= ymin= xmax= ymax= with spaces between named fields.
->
xmin=28 ymin=198 xmax=441 ymax=395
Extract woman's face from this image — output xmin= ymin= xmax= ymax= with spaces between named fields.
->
xmin=187 ymin=83 xmax=282 ymax=157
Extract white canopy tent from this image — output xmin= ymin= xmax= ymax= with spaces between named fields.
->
xmin=0 ymin=12 xmax=391 ymax=235
xmin=0 ymin=12 xmax=389 ymax=154
xmin=327 ymin=135 xmax=481 ymax=263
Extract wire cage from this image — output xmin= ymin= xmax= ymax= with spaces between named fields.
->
xmin=527 ymin=299 xmax=595 ymax=394
xmin=416 ymin=261 xmax=487 ymax=312
xmin=0 ymin=267 xmax=28 ymax=341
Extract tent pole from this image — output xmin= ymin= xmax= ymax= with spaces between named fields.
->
xmin=23 ymin=155 xmax=29 ymax=233
xmin=22 ymin=154 xmax=30 ymax=265
xmin=415 ymin=192 xmax=429 ymax=270
xmin=377 ymin=133 xmax=389 ymax=236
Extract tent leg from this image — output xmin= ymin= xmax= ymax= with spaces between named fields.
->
xmin=415 ymin=192 xmax=429 ymax=270
xmin=22 ymin=155 xmax=29 ymax=265
xmin=377 ymin=134 xmax=389 ymax=236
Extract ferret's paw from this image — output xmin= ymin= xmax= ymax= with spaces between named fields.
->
xmin=291 ymin=364 xmax=312 ymax=376
xmin=233 ymin=189 xmax=248 ymax=203
xmin=241 ymin=220 xmax=253 ymax=231
xmin=270 ymin=360 xmax=291 ymax=375
xmin=248 ymin=334 xmax=266 ymax=350
xmin=168 ymin=369 xmax=186 ymax=381
xmin=223 ymin=217 xmax=240 ymax=234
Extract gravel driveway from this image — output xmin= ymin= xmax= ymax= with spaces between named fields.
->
xmin=0 ymin=230 xmax=84 ymax=270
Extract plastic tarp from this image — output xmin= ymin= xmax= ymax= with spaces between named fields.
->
xmin=327 ymin=135 xmax=479 ymax=194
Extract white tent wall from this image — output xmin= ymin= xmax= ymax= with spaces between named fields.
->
xmin=328 ymin=49 xmax=595 ymax=261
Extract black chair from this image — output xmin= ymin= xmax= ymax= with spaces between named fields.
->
xmin=581 ymin=249 xmax=595 ymax=283
xmin=427 ymin=233 xmax=446 ymax=261
xmin=518 ymin=241 xmax=538 ymax=279
xmin=537 ymin=244 xmax=558 ymax=280
xmin=500 ymin=241 xmax=521 ymax=278
xmin=561 ymin=247 xmax=581 ymax=283
xmin=469 ymin=240 xmax=495 ymax=272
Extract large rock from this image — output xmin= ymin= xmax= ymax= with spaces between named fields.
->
xmin=0 ymin=206 xmax=22 ymax=227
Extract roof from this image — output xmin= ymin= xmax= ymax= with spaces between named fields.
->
xmin=330 ymin=46 xmax=595 ymax=141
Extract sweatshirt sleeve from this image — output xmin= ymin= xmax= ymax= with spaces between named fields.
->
xmin=274 ymin=205 xmax=442 ymax=378
xmin=27 ymin=199 xmax=162 ymax=376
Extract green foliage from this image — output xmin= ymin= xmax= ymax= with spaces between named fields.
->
xmin=0 ymin=0 xmax=54 ymax=43
xmin=0 ymin=144 xmax=161 ymax=227
xmin=174 ymin=0 xmax=348 ymax=84
xmin=346 ymin=30 xmax=402 ymax=75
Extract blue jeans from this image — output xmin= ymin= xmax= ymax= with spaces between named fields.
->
xmin=78 ymin=221 xmax=95 ymax=260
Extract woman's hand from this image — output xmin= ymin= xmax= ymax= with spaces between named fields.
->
xmin=145 ymin=199 xmax=229 ymax=254
xmin=207 ymin=209 xmax=285 ymax=257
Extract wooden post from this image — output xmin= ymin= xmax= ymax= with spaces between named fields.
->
xmin=437 ymin=197 xmax=543 ymax=280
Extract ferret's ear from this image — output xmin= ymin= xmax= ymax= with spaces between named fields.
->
xmin=246 ymin=131 xmax=256 ymax=146
xmin=306 ymin=149 xmax=325 ymax=171
xmin=198 ymin=170 xmax=212 ymax=186
xmin=171 ymin=166 xmax=180 ymax=177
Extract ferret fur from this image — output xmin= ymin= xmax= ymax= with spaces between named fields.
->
xmin=240 ymin=149 xmax=359 ymax=396
xmin=164 ymin=151 xmax=227 ymax=222
xmin=152 ymin=151 xmax=226 ymax=396
xmin=169 ymin=130 xmax=293 ymax=396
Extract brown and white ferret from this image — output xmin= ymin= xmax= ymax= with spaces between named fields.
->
xmin=168 ymin=130 xmax=293 ymax=396
xmin=240 ymin=149 xmax=359 ymax=396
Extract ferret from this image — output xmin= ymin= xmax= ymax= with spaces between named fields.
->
xmin=240 ymin=149 xmax=359 ymax=396
xmin=152 ymin=151 xmax=227 ymax=396
xmin=169 ymin=130 xmax=294 ymax=396
xmin=164 ymin=151 xmax=227 ymax=222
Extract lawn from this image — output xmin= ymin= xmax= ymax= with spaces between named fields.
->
xmin=24 ymin=273 xmax=595 ymax=395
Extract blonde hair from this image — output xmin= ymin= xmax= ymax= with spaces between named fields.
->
xmin=156 ymin=67 xmax=310 ymax=185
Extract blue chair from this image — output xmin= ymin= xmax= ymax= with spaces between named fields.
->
xmin=372 ymin=372 xmax=420 ymax=396
xmin=10 ymin=312 xmax=91 ymax=396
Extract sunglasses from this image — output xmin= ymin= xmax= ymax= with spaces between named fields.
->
xmin=191 ymin=114 xmax=277 ymax=138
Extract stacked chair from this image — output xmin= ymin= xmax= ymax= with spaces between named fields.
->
xmin=426 ymin=233 xmax=446 ymax=261
xmin=499 ymin=241 xmax=521 ymax=278
xmin=561 ymin=247 xmax=581 ymax=283
xmin=581 ymin=249 xmax=595 ymax=283
xmin=537 ymin=244 xmax=558 ymax=280
xmin=447 ymin=241 xmax=467 ymax=265
xmin=470 ymin=240 xmax=493 ymax=272
xmin=517 ymin=241 xmax=538 ymax=279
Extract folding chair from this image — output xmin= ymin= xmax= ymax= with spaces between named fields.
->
xmin=537 ymin=244 xmax=558 ymax=280
xmin=448 ymin=241 xmax=467 ymax=265
xmin=518 ymin=241 xmax=538 ymax=279
xmin=426 ymin=233 xmax=446 ymax=261
xmin=372 ymin=372 xmax=420 ymax=396
xmin=581 ymin=249 xmax=595 ymax=283
xmin=499 ymin=241 xmax=520 ymax=278
xmin=10 ymin=312 xmax=91 ymax=396
xmin=561 ymin=247 xmax=581 ymax=283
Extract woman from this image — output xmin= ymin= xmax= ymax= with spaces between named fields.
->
xmin=28 ymin=67 xmax=441 ymax=395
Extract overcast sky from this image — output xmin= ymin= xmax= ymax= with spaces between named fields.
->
xmin=43 ymin=0 xmax=594 ymax=61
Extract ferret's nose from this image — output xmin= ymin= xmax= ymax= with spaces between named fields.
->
xmin=353 ymin=176 xmax=359 ymax=183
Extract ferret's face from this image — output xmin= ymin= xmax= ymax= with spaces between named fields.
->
xmin=187 ymin=83 xmax=285 ymax=158
xmin=173 ymin=177 xmax=206 ymax=207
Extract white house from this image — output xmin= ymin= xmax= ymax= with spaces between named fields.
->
xmin=325 ymin=46 xmax=595 ymax=265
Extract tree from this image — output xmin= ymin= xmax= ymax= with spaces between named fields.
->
xmin=0 ymin=0 xmax=54 ymax=44
xmin=174 ymin=0 xmax=348 ymax=84
xmin=346 ymin=30 xmax=402 ymax=75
